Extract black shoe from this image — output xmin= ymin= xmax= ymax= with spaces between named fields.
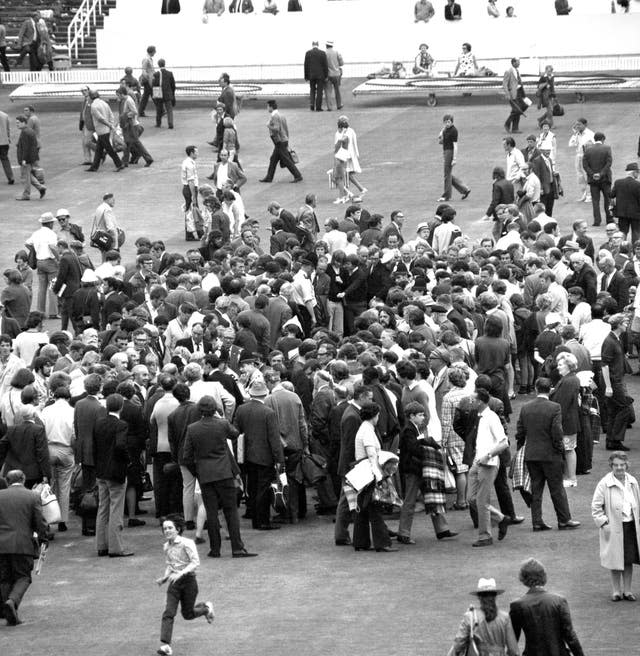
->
xmin=39 ymin=187 xmax=46 ymax=198
xmin=115 ymin=165 xmax=124 ymax=172
xmin=617 ymin=444 xmax=631 ymax=451
xmin=86 ymin=167 xmax=98 ymax=172
xmin=592 ymin=223 xmax=602 ymax=227
xmin=195 ymin=537 xmax=206 ymax=544
xmin=397 ymin=536 xmax=416 ymax=545
xmin=232 ymin=549 xmax=258 ymax=558
xmin=207 ymin=551 xmax=221 ymax=558
xmin=135 ymin=509 xmax=148 ymax=515
xmin=144 ymin=160 xmax=153 ymax=167
xmin=128 ymin=518 xmax=146 ymax=527
xmin=436 ymin=530 xmax=459 ymax=540
xmin=109 ymin=551 xmax=135 ymax=557
xmin=207 ymin=140 xmax=216 ymax=146
xmin=498 ymin=517 xmax=510 ymax=541
xmin=290 ymin=177 xmax=303 ymax=183
xmin=258 ymin=178 xmax=272 ymax=183
xmin=256 ymin=524 xmax=280 ymax=530
xmin=375 ymin=546 xmax=398 ymax=552
xmin=472 ymin=538 xmax=493 ymax=547
xmin=315 ymin=506 xmax=337 ymax=516
xmin=139 ymin=112 xmax=146 ymax=117
xmin=97 ymin=549 xmax=109 ymax=557
xmin=8 ymin=179 xmax=14 ymax=185
xmin=558 ymin=520 xmax=581 ymax=530
xmin=532 ymin=523 xmax=552 ymax=532
xmin=15 ymin=196 xmax=30 ymax=200
xmin=335 ymin=539 xmax=353 ymax=546
xmin=82 ymin=529 xmax=96 ymax=536
xmin=185 ymin=520 xmax=196 ymax=531
xmin=387 ymin=529 xmax=398 ymax=538
xmin=510 ymin=516 xmax=525 ymax=525
xmin=58 ymin=522 xmax=68 ymax=532
xmin=461 ymin=189 xmax=471 ymax=200
xmin=3 ymin=599 xmax=19 ymax=626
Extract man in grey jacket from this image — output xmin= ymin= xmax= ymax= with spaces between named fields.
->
xmin=324 ymin=41 xmax=344 ymax=111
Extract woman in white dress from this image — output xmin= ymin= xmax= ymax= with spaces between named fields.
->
xmin=332 ymin=115 xmax=367 ymax=205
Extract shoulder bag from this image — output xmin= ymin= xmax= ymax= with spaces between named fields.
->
xmin=153 ymin=70 xmax=163 ymax=99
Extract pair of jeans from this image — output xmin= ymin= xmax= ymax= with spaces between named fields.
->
xmin=0 ymin=144 xmax=13 ymax=182
xmin=36 ymin=258 xmax=58 ymax=316
xmin=494 ymin=447 xmax=516 ymax=519
xmin=19 ymin=161 xmax=45 ymax=198
xmin=324 ymin=76 xmax=342 ymax=109
xmin=467 ymin=462 xmax=503 ymax=541
xmin=0 ymin=46 xmax=10 ymax=72
xmin=0 ymin=554 xmax=33 ymax=611
xmin=182 ymin=184 xmax=198 ymax=213
xmin=96 ymin=477 xmax=127 ymax=554
xmin=442 ymin=148 xmax=469 ymax=199
xmin=526 ymin=460 xmax=571 ymax=525
xmin=200 ymin=478 xmax=244 ymax=555
xmin=245 ymin=461 xmax=274 ymax=528
xmin=160 ymin=573 xmax=208 ymax=645
xmin=48 ymin=444 xmax=75 ymax=523
xmin=92 ymin=133 xmax=122 ymax=169
xmin=121 ymin=124 xmax=153 ymax=165
xmin=589 ymin=179 xmax=612 ymax=225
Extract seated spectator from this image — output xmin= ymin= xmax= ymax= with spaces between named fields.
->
xmin=453 ymin=43 xmax=478 ymax=77
xmin=413 ymin=44 xmax=434 ymax=76
xmin=505 ymin=5 xmax=516 ymax=17
xmin=414 ymin=0 xmax=435 ymax=23
xmin=288 ymin=0 xmax=302 ymax=10
xmin=264 ymin=0 xmax=279 ymax=14
xmin=555 ymin=0 xmax=572 ymax=14
xmin=487 ymin=0 xmax=500 ymax=17
xmin=203 ymin=0 xmax=225 ymax=15
xmin=444 ymin=0 xmax=462 ymax=20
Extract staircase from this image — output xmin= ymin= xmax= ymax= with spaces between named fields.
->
xmin=2 ymin=0 xmax=117 ymax=68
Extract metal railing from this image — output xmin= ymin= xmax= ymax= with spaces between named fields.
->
xmin=67 ymin=0 xmax=105 ymax=60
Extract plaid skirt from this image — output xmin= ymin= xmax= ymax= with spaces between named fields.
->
xmin=421 ymin=445 xmax=446 ymax=513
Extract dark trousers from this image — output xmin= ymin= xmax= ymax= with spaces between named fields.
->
xmin=265 ymin=140 xmax=301 ymax=181
xmin=296 ymin=305 xmax=314 ymax=338
xmin=309 ymin=78 xmax=324 ymax=110
xmin=245 ymin=461 xmax=274 ymax=528
xmin=200 ymin=478 xmax=244 ymax=555
xmin=576 ymin=409 xmax=593 ymax=474
xmin=0 ymin=46 xmax=10 ymax=72
xmin=505 ymin=99 xmax=523 ymax=132
xmin=153 ymin=453 xmax=182 ymax=518
xmin=541 ymin=192 xmax=555 ymax=216
xmin=605 ymin=394 xmax=633 ymax=444
xmin=494 ymin=447 xmax=516 ymax=519
xmin=353 ymin=501 xmax=391 ymax=550
xmin=160 ymin=573 xmax=208 ymax=645
xmin=155 ymin=99 xmax=174 ymax=128
xmin=0 ymin=144 xmax=13 ymax=182
xmin=589 ymin=180 xmax=612 ymax=225
xmin=182 ymin=184 xmax=198 ymax=213
xmin=81 ymin=464 xmax=97 ymax=534
xmin=16 ymin=42 xmax=40 ymax=70
xmin=526 ymin=460 xmax=571 ymax=525
xmin=617 ymin=217 xmax=640 ymax=246
xmin=59 ymin=296 xmax=74 ymax=333
xmin=122 ymin=125 xmax=152 ymax=165
xmin=139 ymin=81 xmax=153 ymax=115
xmin=92 ymin=133 xmax=122 ymax=169
xmin=443 ymin=148 xmax=468 ymax=199
xmin=592 ymin=361 xmax=608 ymax=430
xmin=344 ymin=301 xmax=367 ymax=335
xmin=0 ymin=554 xmax=33 ymax=612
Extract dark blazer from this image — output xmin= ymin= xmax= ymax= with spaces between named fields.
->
xmin=152 ymin=68 xmax=176 ymax=104
xmin=16 ymin=127 xmax=39 ymax=164
xmin=515 ymin=396 xmax=564 ymax=462
xmin=531 ymin=154 xmax=554 ymax=196
xmin=234 ymin=399 xmax=284 ymax=467
xmin=398 ymin=421 xmax=426 ymax=476
xmin=270 ymin=230 xmax=297 ymax=256
xmin=601 ymin=270 xmax=629 ymax=311
xmin=182 ymin=416 xmax=239 ymax=483
xmin=562 ymin=263 xmax=598 ymax=305
xmin=93 ymin=414 xmax=129 ymax=483
xmin=583 ymin=142 xmax=612 ymax=183
xmin=264 ymin=295 xmax=293 ymax=348
xmin=304 ymin=47 xmax=328 ymax=80
xmin=212 ymin=160 xmax=247 ymax=189
xmin=0 ymin=315 xmax=21 ymax=339
xmin=175 ymin=336 xmax=212 ymax=354
xmin=611 ymin=176 xmax=640 ymax=220
xmin=278 ymin=209 xmax=298 ymax=234
xmin=53 ymin=251 xmax=82 ymax=298
xmin=342 ymin=266 xmax=368 ymax=305
xmin=510 ymin=589 xmax=584 ymax=656
xmin=0 ymin=485 xmax=48 ymax=555
xmin=74 ymin=395 xmax=106 ymax=467
xmin=0 ymin=421 xmax=52 ymax=482
xmin=486 ymin=178 xmax=515 ymax=218
xmin=557 ymin=234 xmax=595 ymax=261
xmin=367 ymin=262 xmax=392 ymax=302
xmin=168 ymin=401 xmax=201 ymax=465
xmin=101 ymin=291 xmax=127 ymax=330
xmin=120 ymin=399 xmax=148 ymax=453
xmin=380 ymin=221 xmax=404 ymax=248
xmin=550 ymin=374 xmax=580 ymax=435
xmin=338 ymin=403 xmax=362 ymax=476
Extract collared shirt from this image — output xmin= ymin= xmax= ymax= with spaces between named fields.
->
xmin=181 ymin=156 xmax=198 ymax=187
xmin=292 ymin=270 xmax=316 ymax=307
xmin=26 ymin=226 xmax=57 ymax=260
xmin=505 ymin=148 xmax=525 ymax=183
xmin=164 ymin=535 xmax=199 ymax=574
xmin=215 ymin=162 xmax=229 ymax=189
xmin=41 ymin=399 xmax=75 ymax=448
xmin=579 ymin=318 xmax=610 ymax=360
xmin=568 ymin=127 xmax=595 ymax=155
xmin=475 ymin=406 xmax=506 ymax=467
xmin=570 ymin=301 xmax=592 ymax=334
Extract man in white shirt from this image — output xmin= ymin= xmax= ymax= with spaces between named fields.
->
xmin=291 ymin=259 xmax=317 ymax=337
xmin=503 ymin=136 xmax=525 ymax=187
xmin=93 ymin=193 xmax=120 ymax=262
xmin=579 ymin=302 xmax=610 ymax=363
xmin=467 ymin=388 xmax=510 ymax=547
xmin=181 ymin=145 xmax=199 ymax=216
xmin=569 ymin=287 xmax=593 ymax=335
xmin=183 ymin=362 xmax=235 ymax=420
xmin=25 ymin=212 xmax=59 ymax=317
xmin=164 ymin=303 xmax=196 ymax=355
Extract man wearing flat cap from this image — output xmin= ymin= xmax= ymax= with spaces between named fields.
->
xmin=303 ymin=40 xmax=328 ymax=112
xmin=611 ymin=162 xmax=640 ymax=245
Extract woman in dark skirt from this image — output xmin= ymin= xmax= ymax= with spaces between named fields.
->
xmin=592 ymin=451 xmax=640 ymax=601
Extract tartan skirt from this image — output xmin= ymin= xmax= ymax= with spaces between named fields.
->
xmin=421 ymin=445 xmax=446 ymax=513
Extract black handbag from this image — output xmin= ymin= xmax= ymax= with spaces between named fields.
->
xmin=142 ymin=471 xmax=154 ymax=492
xmin=78 ymin=488 xmax=98 ymax=516
xmin=301 ymin=453 xmax=328 ymax=485
xmin=26 ymin=244 xmax=37 ymax=269
xmin=552 ymin=100 xmax=564 ymax=116
xmin=90 ymin=230 xmax=113 ymax=251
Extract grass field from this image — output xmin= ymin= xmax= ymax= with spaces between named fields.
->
xmin=0 ymin=85 xmax=638 ymax=655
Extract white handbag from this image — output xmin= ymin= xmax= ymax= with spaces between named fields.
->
xmin=33 ymin=483 xmax=62 ymax=525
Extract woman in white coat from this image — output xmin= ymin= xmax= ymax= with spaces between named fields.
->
xmin=332 ymin=115 xmax=367 ymax=205
xmin=591 ymin=451 xmax=640 ymax=601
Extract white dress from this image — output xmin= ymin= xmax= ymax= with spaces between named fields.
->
xmin=334 ymin=127 xmax=361 ymax=174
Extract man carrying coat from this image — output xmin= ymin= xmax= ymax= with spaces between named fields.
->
xmin=0 ymin=470 xmax=48 ymax=625
xmin=183 ymin=396 xmax=256 ymax=558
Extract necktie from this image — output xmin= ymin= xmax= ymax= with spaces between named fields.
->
xmin=601 ymin=275 xmax=607 ymax=292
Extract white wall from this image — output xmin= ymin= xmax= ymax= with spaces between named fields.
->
xmin=97 ymin=0 xmax=640 ymax=75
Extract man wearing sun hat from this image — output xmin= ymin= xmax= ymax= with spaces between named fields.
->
xmin=25 ymin=213 xmax=59 ymax=317
xmin=324 ymin=40 xmax=344 ymax=111
xmin=55 ymin=208 xmax=85 ymax=243
xmin=234 ymin=379 xmax=284 ymax=530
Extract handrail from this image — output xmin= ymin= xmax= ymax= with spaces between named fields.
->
xmin=67 ymin=0 xmax=104 ymax=60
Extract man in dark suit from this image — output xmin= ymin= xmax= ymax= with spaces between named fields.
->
xmin=582 ymin=131 xmax=613 ymax=226
xmin=303 ymin=41 xmax=328 ymax=112
xmin=183 ymin=396 xmax=256 ymax=558
xmin=93 ymin=393 xmax=133 ymax=557
xmin=334 ymin=383 xmax=373 ymax=545
xmin=52 ymin=240 xmax=82 ymax=333
xmin=268 ymin=201 xmax=298 ymax=235
xmin=532 ymin=148 xmax=556 ymax=215
xmin=340 ymin=254 xmax=368 ymax=335
xmin=73 ymin=374 xmax=106 ymax=536
xmin=380 ymin=210 xmax=405 ymax=248
xmin=510 ymin=558 xmax=584 ymax=656
xmin=270 ymin=218 xmax=297 ymax=256
xmin=259 ymin=100 xmax=302 ymax=183
xmin=175 ymin=322 xmax=212 ymax=355
xmin=152 ymin=58 xmax=176 ymax=129
xmin=234 ymin=381 xmax=284 ymax=530
xmin=562 ymin=252 xmax=597 ymax=305
xmin=0 ymin=469 xmax=48 ymax=625
xmin=263 ymin=284 xmax=293 ymax=349
xmin=611 ymin=162 xmax=640 ymax=244
xmin=515 ymin=377 xmax=580 ymax=531
xmin=483 ymin=166 xmax=515 ymax=223
xmin=101 ymin=279 xmax=127 ymax=331
xmin=15 ymin=12 xmax=40 ymax=71
xmin=596 ymin=250 xmax=628 ymax=311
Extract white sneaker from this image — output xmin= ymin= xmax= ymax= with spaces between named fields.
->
xmin=332 ymin=197 xmax=345 ymax=205
xmin=157 ymin=645 xmax=173 ymax=656
xmin=205 ymin=601 xmax=215 ymax=624
xmin=360 ymin=187 xmax=368 ymax=196
xmin=584 ymin=197 xmax=592 ymax=203
xmin=562 ymin=480 xmax=577 ymax=488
